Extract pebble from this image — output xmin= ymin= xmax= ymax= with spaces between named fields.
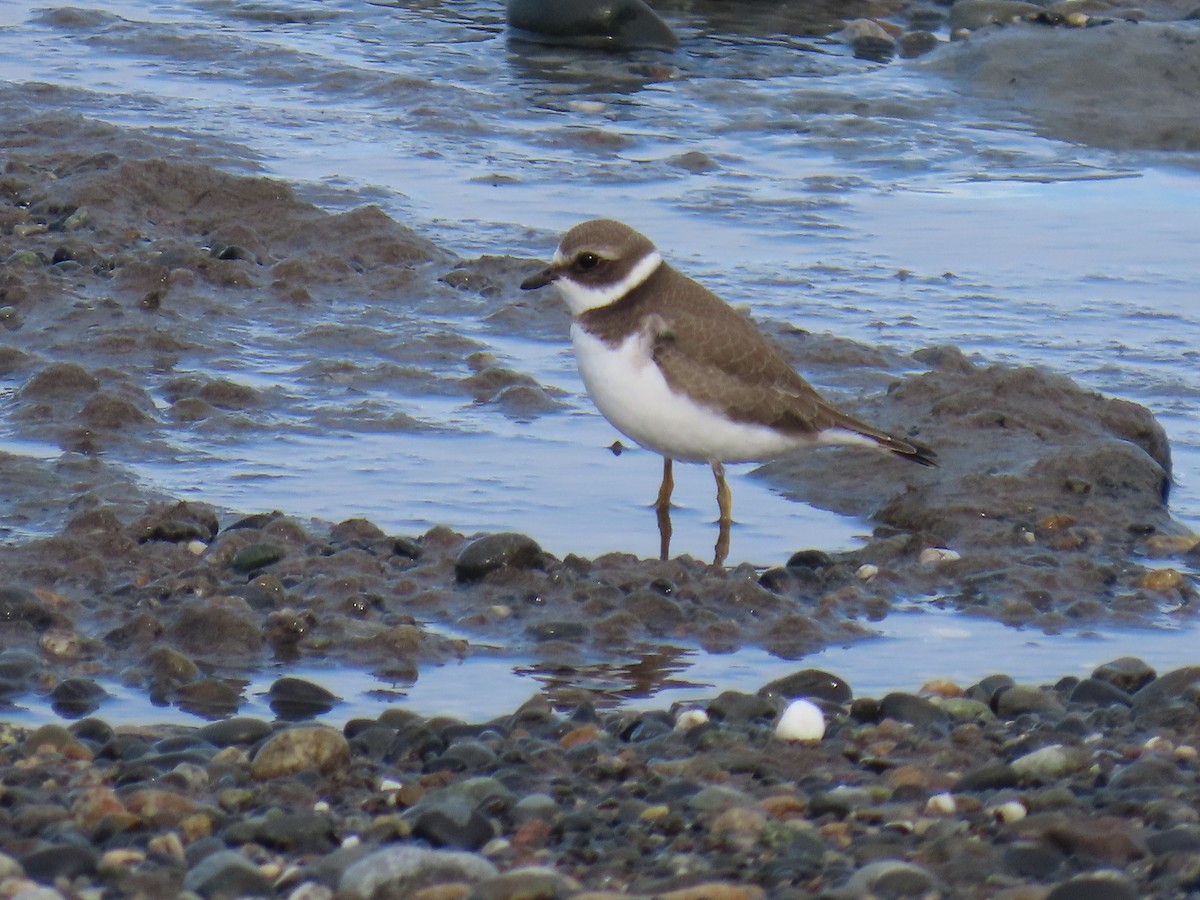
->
xmin=20 ymin=845 xmax=98 ymax=882
xmin=468 ymin=867 xmax=577 ymax=899
xmin=994 ymin=683 xmax=1065 ymax=716
xmin=842 ymin=18 xmax=897 ymax=60
xmin=230 ymin=541 xmax=288 ymax=573
xmin=949 ymin=0 xmax=1044 ymax=31
xmin=338 ymin=846 xmax=498 ymax=899
xmin=1010 ymin=744 xmax=1089 ymax=781
xmin=0 ymin=586 xmax=56 ymax=629
xmin=918 ymin=547 xmax=961 ymax=565
xmin=1139 ymin=567 xmax=1182 ymax=591
xmin=775 ymin=699 xmax=826 ymax=742
xmin=674 ymin=708 xmax=709 ymax=731
xmin=454 ymin=532 xmax=543 ymax=582
xmin=198 ymin=716 xmax=273 ymax=747
xmin=707 ymin=690 xmax=776 ymax=723
xmin=1045 ymin=870 xmax=1138 ymax=899
xmin=758 ymin=668 xmax=852 ymax=705
xmin=1092 ymin=656 xmax=1156 ymax=693
xmin=989 ymin=799 xmax=1028 ymax=823
xmin=838 ymin=858 xmax=938 ymax=897
xmin=250 ymin=725 xmax=351 ymax=779
xmin=879 ymin=691 xmax=949 ymax=727
xmin=181 ymin=849 xmax=274 ymax=898
xmin=268 ymin=676 xmax=341 ymax=719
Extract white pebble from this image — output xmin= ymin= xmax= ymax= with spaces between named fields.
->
xmin=567 ymin=100 xmax=606 ymax=114
xmin=775 ymin=699 xmax=826 ymax=742
xmin=919 ymin=547 xmax=961 ymax=566
xmin=989 ymin=800 xmax=1027 ymax=823
xmin=379 ymin=778 xmax=403 ymax=791
xmin=674 ymin=708 xmax=709 ymax=732
xmin=340 ymin=834 xmax=361 ymax=849
xmin=187 ymin=539 xmax=208 ymax=556
xmin=313 ymin=800 xmax=330 ymax=813
xmin=856 ymin=564 xmax=879 ymax=581
xmin=925 ymin=792 xmax=956 ymax=815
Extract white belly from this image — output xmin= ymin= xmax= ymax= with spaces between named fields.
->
xmin=571 ymin=324 xmax=802 ymax=464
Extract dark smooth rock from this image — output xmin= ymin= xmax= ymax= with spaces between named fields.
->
xmin=967 ymin=673 xmax=1015 ymax=706
xmin=759 ymin=669 xmax=852 ymax=705
xmin=1069 ymin=678 xmax=1132 ymax=707
xmin=1003 ymin=840 xmax=1065 ymax=879
xmin=1045 ymin=872 xmax=1138 ymax=900
xmin=707 ymin=690 xmax=776 ymax=724
xmin=69 ymin=717 xmax=114 ymax=745
xmin=1093 ymin=657 xmax=1156 ymax=694
xmin=175 ymin=679 xmax=244 ymax=719
xmin=455 ymin=532 xmax=543 ymax=582
xmin=230 ymin=541 xmax=287 ymax=573
xmin=21 ymin=844 xmax=99 ymax=882
xmin=994 ymin=684 xmax=1065 ymax=717
xmin=49 ymin=677 xmax=108 ymax=718
xmin=899 ymin=30 xmax=940 ymax=59
xmin=840 ymin=858 xmax=938 ymax=897
xmin=197 ymin=716 xmax=273 ymax=747
xmin=0 ymin=586 xmax=55 ymax=630
xmin=182 ymin=848 xmax=274 ymax=899
xmin=268 ymin=676 xmax=341 ymax=720
xmin=618 ymin=712 xmax=673 ymax=743
xmin=411 ymin=804 xmax=495 ymax=851
xmin=953 ymin=762 xmax=1020 ymax=792
xmin=786 ymin=549 xmax=834 ymax=569
xmin=878 ymin=692 xmax=949 ymax=728
xmin=1132 ymin=666 xmax=1200 ymax=715
xmin=1107 ymin=756 xmax=1181 ymax=790
xmin=506 ymin=0 xmax=678 ymax=51
xmin=435 ymin=740 xmax=497 ymax=772
xmin=232 ymin=811 xmax=337 ymax=854
xmin=131 ymin=500 xmax=219 ymax=543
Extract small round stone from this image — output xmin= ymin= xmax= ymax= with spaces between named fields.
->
xmin=775 ymin=699 xmax=826 ymax=742
xmin=250 ymin=726 xmax=351 ymax=780
xmin=454 ymin=532 xmax=543 ymax=582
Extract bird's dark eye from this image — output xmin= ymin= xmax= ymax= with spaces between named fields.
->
xmin=576 ymin=252 xmax=600 ymax=271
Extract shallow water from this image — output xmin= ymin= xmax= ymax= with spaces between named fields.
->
xmin=1 ymin=0 xmax=1199 ymax=715
xmin=6 ymin=607 xmax=1196 ymax=726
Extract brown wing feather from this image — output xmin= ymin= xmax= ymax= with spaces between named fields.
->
xmin=638 ymin=266 xmax=935 ymax=465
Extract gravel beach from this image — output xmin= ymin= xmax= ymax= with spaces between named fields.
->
xmin=3 ymin=0 xmax=1200 ymax=894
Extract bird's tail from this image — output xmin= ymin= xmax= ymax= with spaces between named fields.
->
xmin=885 ymin=435 xmax=937 ymax=467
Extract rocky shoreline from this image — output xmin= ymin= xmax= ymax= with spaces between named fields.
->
xmin=6 ymin=655 xmax=1200 ymax=898
xmin=0 ymin=48 xmax=1198 ymax=897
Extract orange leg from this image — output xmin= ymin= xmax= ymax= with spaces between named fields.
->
xmin=655 ymin=457 xmax=674 ymax=561
xmin=712 ymin=461 xmax=731 ymax=566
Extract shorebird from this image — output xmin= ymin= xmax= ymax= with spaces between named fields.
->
xmin=521 ymin=218 xmax=935 ymax=563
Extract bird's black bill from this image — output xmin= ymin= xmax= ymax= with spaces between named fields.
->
xmin=520 ymin=266 xmax=557 ymax=290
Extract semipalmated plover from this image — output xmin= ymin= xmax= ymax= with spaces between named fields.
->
xmin=521 ymin=218 xmax=935 ymax=564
